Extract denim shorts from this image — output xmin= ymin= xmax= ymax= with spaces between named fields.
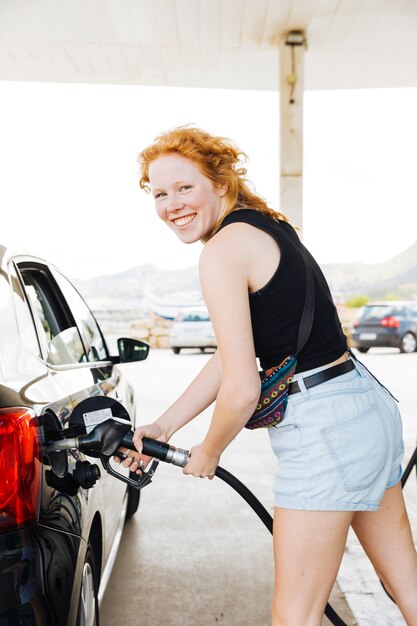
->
xmin=268 ymin=358 xmax=404 ymax=511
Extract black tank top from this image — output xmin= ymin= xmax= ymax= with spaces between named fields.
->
xmin=218 ymin=209 xmax=347 ymax=372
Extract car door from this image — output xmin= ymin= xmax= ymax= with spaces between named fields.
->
xmin=14 ymin=259 xmax=126 ymax=551
xmin=3 ymin=259 xmax=85 ymax=623
xmin=7 ymin=258 xmax=82 ymax=526
xmin=48 ymin=266 xmax=128 ymax=556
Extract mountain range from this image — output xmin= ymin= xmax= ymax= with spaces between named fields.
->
xmin=321 ymin=238 xmax=417 ymax=299
xmin=74 ymin=264 xmax=201 ymax=311
xmin=74 ymin=239 xmax=417 ymax=311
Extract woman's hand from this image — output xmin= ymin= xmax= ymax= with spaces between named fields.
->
xmin=113 ymin=422 xmax=168 ymax=475
xmin=182 ymin=443 xmax=220 ymax=480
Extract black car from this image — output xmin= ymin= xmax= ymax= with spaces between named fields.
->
xmin=350 ymin=301 xmax=417 ymax=353
xmin=0 ymin=245 xmax=148 ymax=626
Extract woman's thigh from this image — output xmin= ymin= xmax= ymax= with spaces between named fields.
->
xmin=272 ymin=507 xmax=354 ymax=620
xmin=352 ymin=482 xmax=417 ymax=590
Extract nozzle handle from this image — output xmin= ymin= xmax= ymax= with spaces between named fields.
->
xmin=121 ymin=431 xmax=190 ymax=467
xmin=121 ymin=431 xmax=169 ymax=460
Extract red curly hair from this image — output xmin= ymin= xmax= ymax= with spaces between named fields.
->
xmin=138 ymin=126 xmax=291 ymax=241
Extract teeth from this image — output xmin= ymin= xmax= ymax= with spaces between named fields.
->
xmin=174 ymin=214 xmax=196 ymax=226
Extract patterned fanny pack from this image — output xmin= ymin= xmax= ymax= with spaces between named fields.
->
xmin=245 ymin=245 xmax=315 ymax=431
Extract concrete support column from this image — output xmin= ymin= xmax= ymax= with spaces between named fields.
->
xmin=279 ymin=31 xmax=306 ymax=233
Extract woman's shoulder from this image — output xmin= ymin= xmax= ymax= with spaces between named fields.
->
xmin=199 ymin=226 xmax=252 ymax=294
xmin=202 ymin=219 xmax=254 ymax=260
xmin=201 ymin=215 xmax=277 ymax=280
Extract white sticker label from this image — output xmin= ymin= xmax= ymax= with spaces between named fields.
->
xmin=83 ymin=407 xmax=113 ymax=433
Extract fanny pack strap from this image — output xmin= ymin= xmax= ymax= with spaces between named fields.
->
xmin=295 ymin=245 xmax=315 ymax=357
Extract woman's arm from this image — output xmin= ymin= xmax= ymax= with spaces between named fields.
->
xmin=120 ymin=223 xmax=262 ymax=475
xmin=182 ymin=224 xmax=261 ymax=478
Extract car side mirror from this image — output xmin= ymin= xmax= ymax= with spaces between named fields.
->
xmin=117 ymin=338 xmax=149 ymax=363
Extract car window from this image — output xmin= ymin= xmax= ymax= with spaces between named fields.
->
xmin=51 ymin=269 xmax=108 ymax=362
xmin=359 ymin=305 xmax=394 ymax=320
xmin=9 ymin=263 xmax=42 ymax=358
xmin=359 ymin=304 xmax=417 ymax=320
xmin=19 ymin=266 xmax=87 ymax=366
xmin=178 ymin=311 xmax=211 ymax=322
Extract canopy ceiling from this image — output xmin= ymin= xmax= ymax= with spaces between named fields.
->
xmin=1 ymin=0 xmax=417 ymax=91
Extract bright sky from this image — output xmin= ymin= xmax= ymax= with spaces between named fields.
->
xmin=1 ymin=81 xmax=416 ymax=281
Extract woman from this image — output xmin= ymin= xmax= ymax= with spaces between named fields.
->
xmin=117 ymin=127 xmax=417 ymax=625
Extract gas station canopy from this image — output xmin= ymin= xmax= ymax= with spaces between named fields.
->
xmin=2 ymin=0 xmax=417 ymax=228
xmin=1 ymin=0 xmax=417 ymax=91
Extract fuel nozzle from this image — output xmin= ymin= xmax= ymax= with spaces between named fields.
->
xmin=45 ymin=397 xmax=191 ymax=491
xmin=53 ymin=418 xmax=190 ymax=467
xmin=77 ymin=419 xmax=132 ymax=457
xmin=121 ymin=430 xmax=190 ymax=468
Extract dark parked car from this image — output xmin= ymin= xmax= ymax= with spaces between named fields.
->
xmin=0 ymin=245 xmax=148 ymax=626
xmin=350 ymin=301 xmax=417 ymax=353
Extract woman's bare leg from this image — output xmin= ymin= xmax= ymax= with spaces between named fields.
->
xmin=352 ymin=482 xmax=417 ymax=625
xmin=272 ymin=508 xmax=354 ymax=626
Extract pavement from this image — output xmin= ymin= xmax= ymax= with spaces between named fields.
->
xmin=100 ymin=345 xmax=416 ymax=625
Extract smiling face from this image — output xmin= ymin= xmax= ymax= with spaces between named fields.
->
xmin=148 ymin=154 xmax=227 ymax=244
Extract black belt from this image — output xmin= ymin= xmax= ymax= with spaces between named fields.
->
xmin=288 ymin=359 xmax=355 ymax=395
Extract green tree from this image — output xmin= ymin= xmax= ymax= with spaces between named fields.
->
xmin=345 ymin=295 xmax=369 ymax=308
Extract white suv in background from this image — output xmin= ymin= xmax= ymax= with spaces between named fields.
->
xmin=169 ymin=308 xmax=217 ymax=354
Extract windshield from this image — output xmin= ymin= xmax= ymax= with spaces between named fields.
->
xmin=359 ymin=305 xmax=401 ymax=320
xmin=177 ymin=311 xmax=211 ymax=322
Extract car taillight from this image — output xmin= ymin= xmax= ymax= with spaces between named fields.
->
xmin=0 ymin=407 xmax=41 ymax=532
xmin=381 ymin=316 xmax=400 ymax=329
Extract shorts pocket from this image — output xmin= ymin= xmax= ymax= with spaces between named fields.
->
xmin=269 ymin=423 xmax=305 ymax=497
xmin=268 ymin=423 xmax=300 ymax=448
xmin=321 ymin=404 xmax=388 ymax=491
